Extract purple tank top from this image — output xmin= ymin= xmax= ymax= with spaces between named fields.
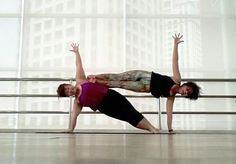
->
xmin=78 ymin=82 xmax=108 ymax=111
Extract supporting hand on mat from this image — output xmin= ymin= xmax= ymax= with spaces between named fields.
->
xmin=168 ymin=129 xmax=176 ymax=135
xmin=62 ymin=129 xmax=74 ymax=133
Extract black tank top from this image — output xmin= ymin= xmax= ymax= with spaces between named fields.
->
xmin=150 ymin=72 xmax=176 ymax=98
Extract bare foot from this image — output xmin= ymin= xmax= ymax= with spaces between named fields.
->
xmin=150 ymin=128 xmax=160 ymax=134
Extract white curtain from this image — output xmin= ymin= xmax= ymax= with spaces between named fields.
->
xmin=0 ymin=0 xmax=235 ymax=130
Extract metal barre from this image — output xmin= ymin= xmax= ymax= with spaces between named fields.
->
xmin=1 ymin=111 xmax=236 ymax=115
xmin=0 ymin=77 xmax=74 ymax=81
xmin=0 ymin=78 xmax=235 ymax=125
xmin=0 ymin=94 xmax=235 ymax=98
xmin=1 ymin=77 xmax=236 ymax=82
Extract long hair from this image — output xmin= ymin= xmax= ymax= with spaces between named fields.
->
xmin=57 ymin=83 xmax=69 ymax=97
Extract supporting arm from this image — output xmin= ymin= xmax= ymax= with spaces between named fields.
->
xmin=66 ymin=99 xmax=83 ymax=132
xmin=166 ymin=97 xmax=175 ymax=134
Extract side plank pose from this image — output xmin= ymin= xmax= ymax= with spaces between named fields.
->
xmin=87 ymin=34 xmax=201 ymax=133
xmin=57 ymin=43 xmax=160 ymax=133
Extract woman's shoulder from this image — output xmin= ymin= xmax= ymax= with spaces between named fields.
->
xmin=76 ymin=79 xmax=88 ymax=86
xmin=170 ymin=76 xmax=181 ymax=85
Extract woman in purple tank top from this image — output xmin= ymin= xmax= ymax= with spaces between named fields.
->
xmin=57 ymin=43 xmax=160 ymax=133
xmin=87 ymin=34 xmax=201 ymax=134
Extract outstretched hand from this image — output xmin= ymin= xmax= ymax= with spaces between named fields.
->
xmin=70 ymin=43 xmax=79 ymax=53
xmin=172 ymin=33 xmax=184 ymax=45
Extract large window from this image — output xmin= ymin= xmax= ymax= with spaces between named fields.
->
xmin=0 ymin=0 xmax=236 ymax=130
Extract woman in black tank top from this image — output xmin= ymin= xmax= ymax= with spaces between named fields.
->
xmin=87 ymin=34 xmax=201 ymax=134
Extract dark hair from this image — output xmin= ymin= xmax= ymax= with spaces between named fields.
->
xmin=181 ymin=82 xmax=201 ymax=100
xmin=57 ymin=83 xmax=69 ymax=97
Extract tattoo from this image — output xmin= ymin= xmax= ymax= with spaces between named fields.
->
xmin=97 ymin=79 xmax=151 ymax=92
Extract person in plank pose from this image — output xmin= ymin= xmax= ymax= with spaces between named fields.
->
xmin=87 ymin=33 xmax=201 ymax=133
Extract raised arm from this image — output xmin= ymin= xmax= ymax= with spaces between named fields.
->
xmin=70 ymin=43 xmax=86 ymax=84
xmin=172 ymin=33 xmax=184 ymax=83
xmin=66 ymin=99 xmax=83 ymax=132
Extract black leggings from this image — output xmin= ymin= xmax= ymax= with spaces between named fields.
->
xmin=97 ymin=89 xmax=144 ymax=127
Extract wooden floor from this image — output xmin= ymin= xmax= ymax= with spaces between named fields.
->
xmin=1 ymin=132 xmax=236 ymax=164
